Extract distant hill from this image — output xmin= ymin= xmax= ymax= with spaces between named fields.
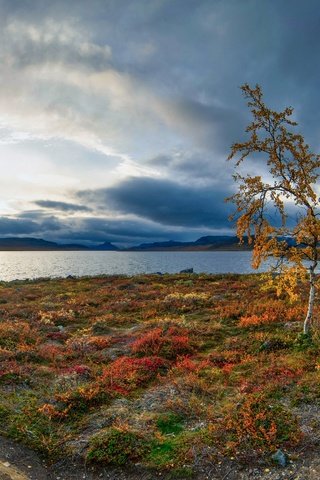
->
xmin=0 ymin=235 xmax=295 ymax=252
xmin=126 ymin=236 xmax=251 ymax=251
xmin=93 ymin=241 xmax=119 ymax=251
xmin=0 ymin=236 xmax=250 ymax=251
xmin=128 ymin=240 xmax=189 ymax=251
xmin=0 ymin=238 xmax=118 ymax=251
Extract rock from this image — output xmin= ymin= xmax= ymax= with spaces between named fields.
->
xmin=284 ymin=321 xmax=301 ymax=331
xmin=66 ymin=275 xmax=75 ymax=279
xmin=180 ymin=268 xmax=193 ymax=274
xmin=118 ymin=283 xmax=136 ymax=290
xmin=272 ymin=449 xmax=288 ymax=467
xmin=259 ymin=339 xmax=287 ymax=352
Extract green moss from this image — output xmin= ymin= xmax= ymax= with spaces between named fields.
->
xmin=294 ymin=332 xmax=314 ymax=351
xmin=0 ymin=404 xmax=10 ymax=421
xmin=147 ymin=439 xmax=176 ymax=466
xmin=156 ymin=412 xmax=184 ymax=435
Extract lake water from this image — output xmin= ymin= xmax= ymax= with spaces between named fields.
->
xmin=0 ymin=250 xmax=268 ymax=281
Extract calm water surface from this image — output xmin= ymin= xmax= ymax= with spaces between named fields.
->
xmin=0 ymin=250 xmax=268 ymax=281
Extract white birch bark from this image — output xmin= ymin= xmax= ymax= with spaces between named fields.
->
xmin=303 ymin=265 xmax=316 ymax=335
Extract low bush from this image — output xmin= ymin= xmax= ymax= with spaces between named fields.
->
xmin=213 ymin=394 xmax=302 ymax=455
xmin=87 ymin=427 xmax=150 ymax=465
xmin=131 ymin=327 xmax=193 ymax=359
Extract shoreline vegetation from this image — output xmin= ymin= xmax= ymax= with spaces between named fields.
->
xmin=0 ymin=273 xmax=319 ymax=479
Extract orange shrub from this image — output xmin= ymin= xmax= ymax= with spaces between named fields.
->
xmin=238 ymin=299 xmax=306 ymax=327
xmin=0 ymin=321 xmax=38 ymax=350
xmin=238 ymin=314 xmax=262 ymax=327
xmin=212 ymin=303 xmax=244 ymax=320
xmin=216 ymin=394 xmax=302 ymax=454
xmin=66 ymin=335 xmax=111 ymax=353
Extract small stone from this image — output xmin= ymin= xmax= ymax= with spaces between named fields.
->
xmin=3 ymin=462 xmax=10 ymax=467
xmin=272 ymin=449 xmax=288 ymax=467
xmin=180 ymin=268 xmax=193 ymax=273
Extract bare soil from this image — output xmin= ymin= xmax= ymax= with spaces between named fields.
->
xmin=0 ymin=434 xmax=320 ymax=480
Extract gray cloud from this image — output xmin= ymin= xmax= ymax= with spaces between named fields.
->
xmin=35 ymin=200 xmax=91 ymax=212
xmin=2 ymin=18 xmax=111 ymax=71
xmin=155 ymin=98 xmax=246 ymax=152
xmin=147 ymin=150 xmax=233 ymax=182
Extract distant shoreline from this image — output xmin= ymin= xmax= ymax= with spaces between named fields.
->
xmin=0 ymin=246 xmax=252 ymax=252
xmin=0 ymin=235 xmax=253 ymax=252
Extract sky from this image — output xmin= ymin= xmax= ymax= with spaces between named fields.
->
xmin=1 ymin=0 xmax=320 ymax=246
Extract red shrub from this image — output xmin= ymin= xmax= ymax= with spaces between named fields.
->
xmin=64 ymin=364 xmax=91 ymax=376
xmin=173 ymin=355 xmax=211 ymax=373
xmin=0 ymin=360 xmax=31 ymax=384
xmin=131 ymin=326 xmax=192 ymax=359
xmin=46 ymin=331 xmax=69 ymax=342
xmin=100 ymin=356 xmax=167 ymax=395
xmin=261 ymin=365 xmax=303 ymax=386
xmin=37 ymin=344 xmax=64 ymax=363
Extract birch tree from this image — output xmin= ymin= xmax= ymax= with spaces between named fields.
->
xmin=228 ymin=84 xmax=320 ymax=335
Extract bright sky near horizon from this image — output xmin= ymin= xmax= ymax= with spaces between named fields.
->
xmin=1 ymin=0 xmax=320 ymax=246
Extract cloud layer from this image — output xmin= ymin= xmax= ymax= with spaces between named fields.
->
xmin=1 ymin=0 xmax=320 ymax=244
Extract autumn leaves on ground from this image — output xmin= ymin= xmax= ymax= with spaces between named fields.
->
xmin=0 ymin=274 xmax=319 ymax=478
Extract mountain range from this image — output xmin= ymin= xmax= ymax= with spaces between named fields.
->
xmin=0 ymin=236 xmax=251 ymax=251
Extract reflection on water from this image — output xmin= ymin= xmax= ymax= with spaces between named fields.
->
xmin=0 ymin=250 xmax=269 ymax=281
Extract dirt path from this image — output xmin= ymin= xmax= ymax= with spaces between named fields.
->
xmin=0 ymin=436 xmax=47 ymax=480
xmin=0 ymin=436 xmax=157 ymax=480
xmin=0 ymin=431 xmax=319 ymax=480
xmin=0 ymin=462 xmax=28 ymax=480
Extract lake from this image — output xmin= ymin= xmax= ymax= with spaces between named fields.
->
xmin=0 ymin=250 xmax=269 ymax=281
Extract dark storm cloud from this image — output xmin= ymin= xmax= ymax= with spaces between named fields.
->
xmin=0 ymin=213 xmax=61 ymax=235
xmin=35 ymin=200 xmax=91 ymax=212
xmin=79 ymin=177 xmax=233 ymax=229
xmin=0 ymin=217 xmax=40 ymax=235
xmin=0 ymin=210 xmax=216 ymax=246
xmin=59 ymin=217 xmax=195 ymax=244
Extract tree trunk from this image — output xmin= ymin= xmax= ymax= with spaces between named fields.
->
xmin=303 ymin=265 xmax=316 ymax=335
